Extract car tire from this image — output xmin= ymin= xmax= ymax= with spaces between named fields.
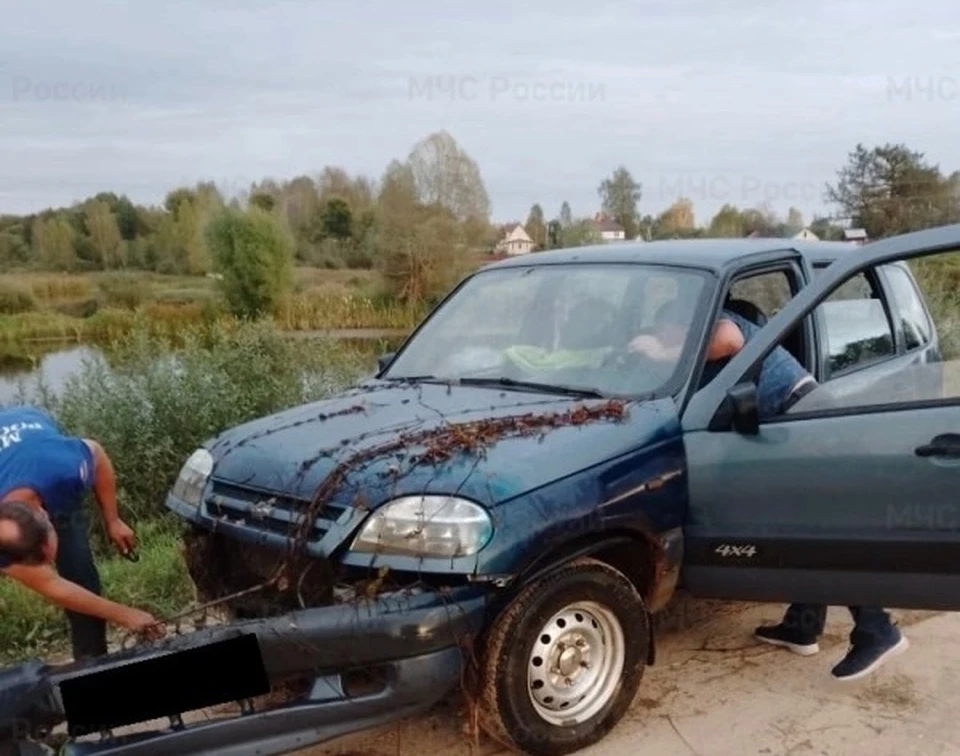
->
xmin=477 ymin=557 xmax=649 ymax=755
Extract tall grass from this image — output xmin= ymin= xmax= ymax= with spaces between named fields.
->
xmin=275 ymin=293 xmax=424 ymax=330
xmin=23 ymin=274 xmax=93 ymax=303
xmin=96 ymin=273 xmax=155 ymax=310
xmin=0 ymin=280 xmax=38 ymax=314
xmin=0 ymin=293 xmax=420 ymax=344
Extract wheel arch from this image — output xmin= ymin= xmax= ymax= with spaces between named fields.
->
xmin=506 ymin=527 xmax=677 ymax=666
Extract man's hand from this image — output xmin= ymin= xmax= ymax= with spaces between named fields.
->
xmin=5 ymin=564 xmax=168 ymax=641
xmin=106 ymin=518 xmax=136 ymax=556
xmin=120 ymin=608 xmax=166 ymax=640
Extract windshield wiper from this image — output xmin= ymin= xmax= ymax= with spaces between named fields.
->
xmin=454 ymin=376 xmax=607 ymax=398
xmin=382 ymin=374 xmax=446 ymax=383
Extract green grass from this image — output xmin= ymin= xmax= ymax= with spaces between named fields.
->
xmin=909 ymin=255 xmax=960 ymax=359
xmin=0 ymin=267 xmax=426 ymax=344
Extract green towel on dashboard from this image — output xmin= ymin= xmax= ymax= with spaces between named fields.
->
xmin=503 ymin=344 xmax=613 ymax=371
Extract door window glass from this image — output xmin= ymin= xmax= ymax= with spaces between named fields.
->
xmin=817 ymin=272 xmax=895 ymax=376
xmin=786 ymin=249 xmax=960 ymax=416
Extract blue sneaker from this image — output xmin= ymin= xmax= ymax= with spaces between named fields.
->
xmin=754 ymin=622 xmax=820 ymax=656
xmin=831 ymin=628 xmax=909 ymax=682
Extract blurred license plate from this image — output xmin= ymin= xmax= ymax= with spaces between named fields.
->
xmin=60 ymin=634 xmax=270 ymax=736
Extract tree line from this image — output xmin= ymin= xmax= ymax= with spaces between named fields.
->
xmin=2 ymin=136 xmax=959 ymax=304
xmin=521 ymin=143 xmax=960 ymax=249
xmin=0 ymin=131 xmax=493 ymax=294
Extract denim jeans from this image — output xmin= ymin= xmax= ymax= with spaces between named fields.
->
xmin=782 ymin=603 xmax=895 ymax=647
xmin=50 ymin=505 xmax=108 ymax=660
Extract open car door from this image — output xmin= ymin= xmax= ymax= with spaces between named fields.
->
xmin=680 ymin=224 xmax=960 ymax=611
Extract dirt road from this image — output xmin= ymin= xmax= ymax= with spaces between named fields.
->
xmin=300 ymin=597 xmax=960 ymax=756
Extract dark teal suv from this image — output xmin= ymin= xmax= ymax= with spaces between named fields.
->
xmin=4 ymin=224 xmax=960 ymax=756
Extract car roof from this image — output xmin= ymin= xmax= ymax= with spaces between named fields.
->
xmin=480 ymin=238 xmax=861 ymax=275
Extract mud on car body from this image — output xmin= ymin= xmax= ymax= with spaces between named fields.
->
xmin=6 ymin=226 xmax=960 ymax=756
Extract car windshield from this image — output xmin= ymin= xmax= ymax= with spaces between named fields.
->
xmin=384 ymin=263 xmax=710 ymax=397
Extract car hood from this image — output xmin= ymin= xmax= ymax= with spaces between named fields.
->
xmin=206 ymin=380 xmax=679 ymax=507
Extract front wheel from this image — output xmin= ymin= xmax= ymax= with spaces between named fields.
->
xmin=477 ymin=557 xmax=650 ymax=755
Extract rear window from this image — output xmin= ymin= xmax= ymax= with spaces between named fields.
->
xmin=881 ymin=264 xmax=932 ymax=350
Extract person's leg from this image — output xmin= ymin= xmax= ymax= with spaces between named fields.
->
xmin=830 ymin=607 xmax=909 ymax=681
xmin=754 ymin=603 xmax=826 ymax=655
xmin=51 ymin=506 xmax=108 ymax=660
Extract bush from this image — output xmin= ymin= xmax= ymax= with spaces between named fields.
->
xmin=206 ymin=207 xmax=295 ymax=318
xmin=20 ymin=320 xmax=370 ymax=540
xmin=0 ymin=280 xmax=38 ymax=314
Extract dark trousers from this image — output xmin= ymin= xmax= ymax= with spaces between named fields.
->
xmin=51 ymin=507 xmax=108 ymax=660
xmin=782 ymin=603 xmax=895 ymax=647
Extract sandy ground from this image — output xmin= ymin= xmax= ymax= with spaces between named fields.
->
xmin=52 ymin=596 xmax=960 ymax=756
xmin=292 ymin=597 xmax=960 ymax=756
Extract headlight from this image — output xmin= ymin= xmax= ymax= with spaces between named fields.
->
xmin=171 ymin=448 xmax=214 ymax=507
xmin=350 ymin=495 xmax=493 ymax=558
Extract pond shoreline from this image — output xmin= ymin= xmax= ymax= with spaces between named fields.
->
xmin=286 ymin=328 xmax=409 ymax=340
xmin=7 ymin=327 xmax=409 ymax=346
xmin=0 ymin=329 xmax=408 ymax=405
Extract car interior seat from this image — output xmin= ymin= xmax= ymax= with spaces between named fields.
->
xmin=724 ymin=296 xmax=768 ymax=326
xmin=560 ymin=297 xmax=619 ymax=350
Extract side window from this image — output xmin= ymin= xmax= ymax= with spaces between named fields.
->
xmin=816 ymin=271 xmax=895 ymax=377
xmin=725 ymin=268 xmax=808 ymax=369
xmin=728 ymin=270 xmax=793 ymax=319
xmin=881 ymin=264 xmax=932 ymax=350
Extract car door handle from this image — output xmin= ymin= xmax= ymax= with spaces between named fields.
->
xmin=915 ymin=433 xmax=960 ymax=457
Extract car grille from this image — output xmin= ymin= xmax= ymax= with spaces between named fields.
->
xmin=204 ymin=479 xmax=350 ymax=546
xmin=183 ymin=527 xmax=336 ymax=617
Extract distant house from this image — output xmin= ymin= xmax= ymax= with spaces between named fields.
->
xmin=494 ymin=223 xmax=535 ymax=256
xmin=843 ymin=228 xmax=869 ymax=244
xmin=591 ymin=213 xmax=626 ymax=241
xmin=747 ymin=227 xmax=819 ymax=241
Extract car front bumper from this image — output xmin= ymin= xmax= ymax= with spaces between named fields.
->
xmin=2 ymin=586 xmax=488 ymax=756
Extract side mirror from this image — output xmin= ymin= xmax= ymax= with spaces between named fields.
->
xmin=726 ymin=381 xmax=760 ymax=435
xmin=377 ymin=352 xmax=396 ymax=373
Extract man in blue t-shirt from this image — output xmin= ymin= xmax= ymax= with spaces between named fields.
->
xmin=629 ymin=300 xmax=908 ymax=681
xmin=0 ymin=406 xmax=164 ymax=658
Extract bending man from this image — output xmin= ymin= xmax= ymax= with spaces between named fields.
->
xmin=0 ymin=405 xmax=164 ymax=660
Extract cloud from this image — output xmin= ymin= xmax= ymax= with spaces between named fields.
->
xmin=0 ymin=0 xmax=958 ymax=222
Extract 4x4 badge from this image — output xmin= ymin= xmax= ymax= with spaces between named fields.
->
xmin=714 ymin=543 xmax=757 ymax=558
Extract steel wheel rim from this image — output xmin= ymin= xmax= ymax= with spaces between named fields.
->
xmin=527 ymin=600 xmax=626 ymax=726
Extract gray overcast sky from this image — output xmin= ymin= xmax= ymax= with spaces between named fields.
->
xmin=1 ymin=0 xmax=958 ymax=225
